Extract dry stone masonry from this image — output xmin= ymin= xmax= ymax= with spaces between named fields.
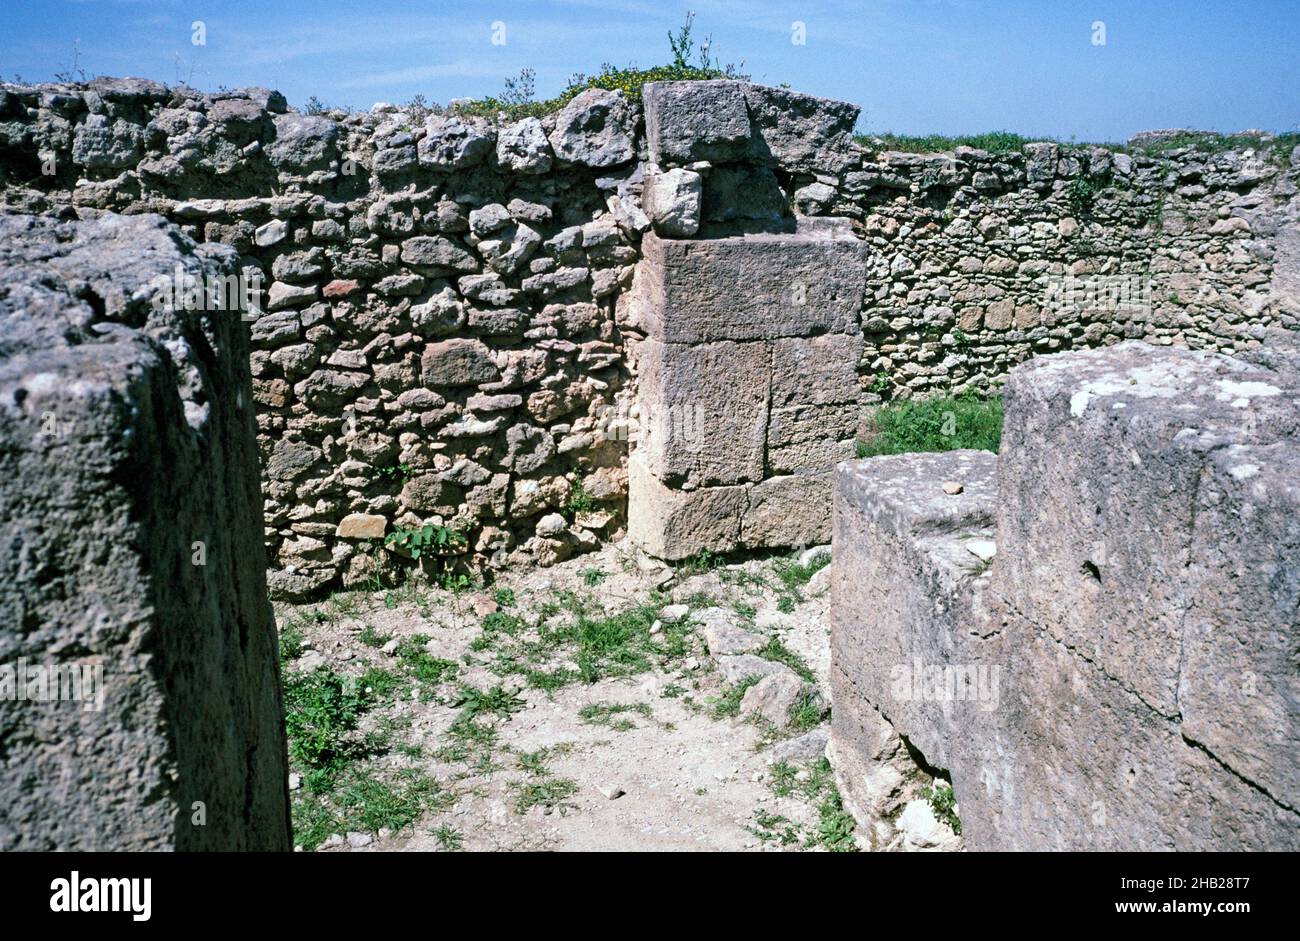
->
xmin=0 ymin=70 xmax=1298 ymax=853
xmin=830 ymin=339 xmax=1300 ymax=850
xmin=0 ymin=212 xmax=290 ymax=850
xmin=2 ymin=76 xmax=1296 ymax=592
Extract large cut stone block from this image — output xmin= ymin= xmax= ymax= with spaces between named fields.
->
xmin=741 ymin=472 xmax=834 ymax=548
xmin=770 ymin=333 xmax=863 ymax=407
xmin=626 ymin=454 xmax=747 ymax=560
xmin=643 ymin=80 xmax=861 ymax=175
xmin=635 ymin=228 xmax=866 ymax=343
xmin=830 ymin=450 xmax=1000 ymax=778
xmin=0 ymin=213 xmax=290 ymax=850
xmin=635 ymin=337 xmax=768 ymax=487
xmin=643 ymin=80 xmax=752 ymax=166
xmin=1178 ymin=439 xmax=1300 ymax=809
xmin=995 ymin=341 xmax=1300 ymax=716
xmin=830 ymin=341 xmax=1300 ymax=850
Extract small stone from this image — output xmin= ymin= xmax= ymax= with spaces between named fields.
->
xmin=659 ymin=603 xmax=689 ymax=621
xmin=470 ymin=592 xmax=499 ymax=617
xmin=536 ymin=513 xmax=567 ymax=537
xmin=966 ymin=538 xmax=997 ymax=562
xmin=335 ymin=512 xmax=386 ymax=539
xmin=346 ymin=831 xmax=374 ymax=848
xmin=942 ymin=481 xmax=964 ymax=495
xmin=599 ymin=784 xmax=626 ymax=800
xmin=288 ymin=773 xmax=302 ymax=791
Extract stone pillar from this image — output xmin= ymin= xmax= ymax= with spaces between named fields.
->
xmin=628 ymin=81 xmax=869 ymax=559
xmin=0 ymin=213 xmax=291 ymax=850
xmin=829 ymin=340 xmax=1300 ymax=850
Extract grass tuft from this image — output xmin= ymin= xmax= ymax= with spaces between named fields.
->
xmin=856 ymin=395 xmax=1003 ymax=458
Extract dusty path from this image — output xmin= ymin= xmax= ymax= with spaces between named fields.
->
xmin=277 ymin=541 xmax=855 ymax=852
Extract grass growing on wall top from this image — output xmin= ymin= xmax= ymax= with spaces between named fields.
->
xmin=855 ymin=129 xmax=1300 ymax=159
xmin=452 ymin=13 xmax=746 ymax=120
xmin=855 ymin=395 xmax=1003 ymax=458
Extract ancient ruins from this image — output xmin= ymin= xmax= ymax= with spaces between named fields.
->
xmin=0 ymin=73 xmax=1296 ymax=850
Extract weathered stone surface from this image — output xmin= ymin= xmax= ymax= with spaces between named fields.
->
xmin=0 ymin=212 xmax=289 ymax=850
xmin=496 ymin=117 xmax=552 ymax=174
xmin=547 ymin=88 xmax=634 ymax=168
xmin=418 ymin=115 xmax=494 ymax=169
xmin=421 ymin=338 xmax=499 ymax=387
xmin=635 ymin=337 xmax=768 ymax=487
xmin=626 ymin=455 xmax=746 ymax=560
xmin=336 ymin=513 xmax=386 ymax=539
xmin=693 ymin=608 xmax=765 ymax=655
xmin=742 ymin=472 xmax=835 ymax=547
xmin=642 ymin=167 xmax=702 ymax=238
xmin=267 ymin=112 xmax=338 ymax=171
xmin=830 ymin=343 xmax=1300 ymax=850
xmin=632 ymin=227 xmax=866 ymax=343
xmin=740 ymin=671 xmax=820 ymax=726
xmin=997 ymin=341 xmax=1300 ymax=716
xmin=643 ymin=80 xmax=860 ymax=175
xmin=643 ymin=81 xmax=752 ymax=165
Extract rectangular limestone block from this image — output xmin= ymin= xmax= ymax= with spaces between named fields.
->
xmin=770 ymin=333 xmax=864 ymax=407
xmin=961 ymin=601 xmax=1300 ymax=851
xmin=643 ymin=80 xmax=860 ymax=176
xmin=1177 ymin=440 xmax=1300 ymax=810
xmin=741 ymin=472 xmax=834 ymax=548
xmin=0 ymin=213 xmax=290 ymax=851
xmin=643 ymin=80 xmax=752 ymax=166
xmin=626 ymin=454 xmax=747 ymax=560
xmin=993 ymin=341 xmax=1300 ymax=717
xmin=767 ymin=404 xmax=859 ymax=474
xmin=635 ymin=337 xmax=768 ymax=487
xmin=637 ymin=230 xmax=866 ymax=344
xmin=829 ymin=450 xmax=1000 ymax=778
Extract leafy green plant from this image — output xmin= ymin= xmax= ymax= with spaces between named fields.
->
xmin=565 ymin=474 xmax=594 ymax=517
xmin=1066 ymin=176 xmax=1097 ymax=219
xmin=376 ymin=462 xmax=413 ymax=481
xmin=282 ymin=668 xmax=367 ymax=782
xmin=922 ymin=783 xmax=962 ymax=835
xmin=855 ymin=395 xmax=1003 ymax=458
xmin=452 ymin=12 xmax=745 ymax=120
xmin=384 ymin=523 xmax=465 ymax=561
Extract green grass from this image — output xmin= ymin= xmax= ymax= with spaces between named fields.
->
xmin=859 ymin=130 xmax=1043 ymax=154
xmin=756 ymin=637 xmax=814 ymax=683
xmin=788 ymin=690 xmax=830 ymax=732
xmin=857 ymin=128 xmax=1300 ymax=162
xmin=752 ymin=756 xmax=858 ymax=851
xmin=711 ymin=676 xmax=761 ymax=719
xmin=856 ymin=395 xmax=1003 ymax=458
xmin=292 ymin=767 xmax=452 ymax=851
xmin=1128 ymin=129 xmax=1300 ymax=159
xmin=358 ymin=625 xmax=391 ymax=648
xmin=282 ymin=667 xmax=368 ymax=784
xmin=393 ymin=634 xmax=459 ymax=687
xmin=578 ymin=701 xmax=652 ymax=731
xmin=434 ymin=825 xmax=464 ymax=851
xmin=512 ymin=776 xmax=579 ymax=815
xmin=455 ymin=684 xmax=526 ymax=722
xmin=279 ymin=621 xmax=306 ymax=663
xmin=771 ymin=550 xmax=831 ymax=611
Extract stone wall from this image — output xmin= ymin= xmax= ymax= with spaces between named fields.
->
xmin=829 ymin=339 xmax=1300 ymax=850
xmin=2 ymin=75 xmax=1297 ymax=592
xmin=0 ymin=212 xmax=289 ymax=850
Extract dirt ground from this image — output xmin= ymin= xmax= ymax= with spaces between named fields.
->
xmin=276 ymin=539 xmax=859 ymax=852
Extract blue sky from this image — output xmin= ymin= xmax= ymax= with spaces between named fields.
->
xmin=2 ymin=0 xmax=1296 ymax=141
